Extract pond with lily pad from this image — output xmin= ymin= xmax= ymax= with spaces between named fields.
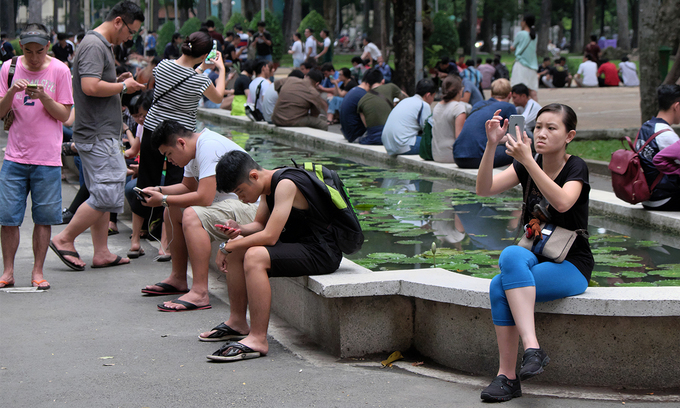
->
xmin=202 ymin=122 xmax=680 ymax=288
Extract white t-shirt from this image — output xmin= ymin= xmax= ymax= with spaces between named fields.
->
xmin=323 ymin=37 xmax=331 ymax=50
xmin=305 ymin=36 xmax=317 ymax=57
xmin=249 ymin=77 xmax=271 ymax=109
xmin=619 ymin=61 xmax=639 ymax=87
xmin=363 ymin=42 xmax=382 ymax=60
xmin=576 ymin=60 xmax=598 ymax=87
xmin=516 ymin=98 xmax=542 ymax=136
xmin=184 ymin=129 xmax=245 ymax=203
xmin=291 ymin=40 xmax=304 ymax=61
xmin=261 ymin=83 xmax=278 ymax=122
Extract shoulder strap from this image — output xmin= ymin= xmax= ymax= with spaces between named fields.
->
xmin=468 ymin=100 xmax=494 ymax=117
xmin=254 ymin=80 xmax=263 ymax=110
xmin=7 ymin=56 xmax=18 ymax=88
xmin=417 ymin=102 xmax=425 ymax=124
xmin=634 ymin=128 xmax=671 ymax=154
xmin=369 ymin=89 xmax=394 ymax=110
xmin=153 ymin=70 xmax=197 ymax=105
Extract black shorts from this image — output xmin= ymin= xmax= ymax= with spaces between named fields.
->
xmin=266 ymin=240 xmax=341 ymax=278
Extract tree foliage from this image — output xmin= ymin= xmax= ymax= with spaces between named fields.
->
xmin=297 ymin=10 xmax=328 ymax=37
xmin=249 ymin=10 xmax=285 ymax=62
xmin=427 ymin=11 xmax=459 ymax=64
xmin=224 ymin=12 xmax=249 ymax=35
xmin=156 ymin=21 xmax=177 ymax=55
xmin=179 ymin=17 xmax=202 ymax=38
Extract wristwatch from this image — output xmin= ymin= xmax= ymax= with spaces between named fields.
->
xmin=161 ymin=195 xmax=168 ymax=208
xmin=121 ymin=82 xmax=127 ymax=94
xmin=219 ymin=242 xmax=231 ymax=255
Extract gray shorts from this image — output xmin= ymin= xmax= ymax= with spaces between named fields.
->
xmin=192 ymin=199 xmax=259 ymax=242
xmin=76 ymin=138 xmax=127 ymax=213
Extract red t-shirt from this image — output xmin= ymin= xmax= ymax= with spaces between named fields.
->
xmin=597 ymin=62 xmax=619 ymax=86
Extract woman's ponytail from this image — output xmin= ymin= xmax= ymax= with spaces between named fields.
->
xmin=524 ymin=14 xmax=537 ymax=40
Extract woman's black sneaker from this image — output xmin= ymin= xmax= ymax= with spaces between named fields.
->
xmin=480 ymin=375 xmax=522 ymax=402
xmin=519 ymin=347 xmax=550 ymax=381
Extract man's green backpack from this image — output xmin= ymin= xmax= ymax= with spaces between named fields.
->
xmin=419 ymin=114 xmax=434 ymax=161
xmin=281 ymin=160 xmax=364 ymax=255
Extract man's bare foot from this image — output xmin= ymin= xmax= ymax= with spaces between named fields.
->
xmin=159 ymin=292 xmax=209 ymax=310
xmin=50 ymin=237 xmax=86 ymax=268
xmin=0 ymin=273 xmax=15 ymax=288
xmin=144 ymin=278 xmax=187 ymax=293
xmin=231 ymin=335 xmax=269 ymax=355
xmin=199 ymin=321 xmax=250 ymax=339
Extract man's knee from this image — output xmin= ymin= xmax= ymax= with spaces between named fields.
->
xmin=182 ymin=207 xmax=204 ymax=231
xmin=243 ymin=246 xmax=270 ymax=275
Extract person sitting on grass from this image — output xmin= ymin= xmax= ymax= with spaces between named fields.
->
xmin=476 ymin=103 xmax=593 ymax=402
xmin=139 ymin=120 xmax=258 ymax=311
xmin=199 ymin=150 xmax=343 ymax=361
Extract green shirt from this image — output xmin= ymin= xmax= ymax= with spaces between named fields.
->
xmin=513 ymin=30 xmax=538 ymax=70
xmin=356 ymin=83 xmax=403 ymax=128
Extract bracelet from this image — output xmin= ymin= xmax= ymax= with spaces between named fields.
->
xmin=197 ymin=66 xmax=204 ymax=72
xmin=158 ymin=186 xmax=163 ymax=194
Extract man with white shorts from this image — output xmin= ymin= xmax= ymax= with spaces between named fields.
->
xmin=140 ymin=120 xmax=258 ymax=311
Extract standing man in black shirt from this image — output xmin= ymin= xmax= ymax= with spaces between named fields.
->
xmin=51 ymin=33 xmax=74 ymax=65
xmin=252 ymin=21 xmax=273 ymax=62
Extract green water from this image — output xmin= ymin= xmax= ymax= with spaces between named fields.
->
xmin=202 ymin=122 xmax=680 ymax=288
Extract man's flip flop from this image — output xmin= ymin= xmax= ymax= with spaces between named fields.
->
xmin=91 ymin=255 xmax=129 ymax=269
xmin=32 ymin=279 xmax=50 ymax=290
xmin=0 ymin=280 xmax=14 ymax=288
xmin=49 ymin=241 xmax=85 ymax=271
xmin=154 ymin=254 xmax=171 ymax=262
xmin=198 ymin=322 xmax=247 ymax=342
xmin=206 ymin=342 xmax=263 ymax=362
xmin=141 ymin=282 xmax=189 ymax=296
xmin=157 ymin=299 xmax=211 ymax=312
xmin=127 ymin=248 xmax=145 ymax=259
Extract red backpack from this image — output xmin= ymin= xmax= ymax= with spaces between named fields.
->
xmin=608 ymin=128 xmax=670 ymax=204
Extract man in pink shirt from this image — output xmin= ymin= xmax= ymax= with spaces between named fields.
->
xmin=0 ymin=23 xmax=74 ymax=289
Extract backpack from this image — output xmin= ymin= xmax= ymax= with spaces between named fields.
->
xmin=279 ymin=160 xmax=364 ymax=255
xmin=419 ymin=114 xmax=434 ymax=161
xmin=245 ymin=80 xmax=265 ymax=122
xmin=608 ymin=128 xmax=670 ymax=204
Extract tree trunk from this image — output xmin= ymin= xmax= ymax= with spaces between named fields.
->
xmin=459 ymin=0 xmax=471 ymax=55
xmin=363 ymin=0 xmax=371 ymax=35
xmin=0 ymin=0 xmax=17 ymax=37
xmin=630 ymin=0 xmax=638 ymax=48
xmin=571 ymin=0 xmax=582 ymax=52
xmin=67 ymin=0 xmax=79 ymax=32
xmin=638 ymin=0 xmax=661 ymax=123
xmin=584 ymin=0 xmax=596 ymax=50
xmin=53 ymin=0 xmax=59 ymax=31
xmin=323 ymin=0 xmax=337 ymax=39
xmin=392 ymin=0 xmax=415 ymax=94
xmin=616 ymin=0 xmax=630 ymax=50
xmin=381 ymin=0 xmax=389 ymax=57
xmin=599 ymin=0 xmax=606 ymax=37
xmin=179 ymin=7 xmax=188 ymax=26
xmin=28 ymin=0 xmax=42 ymax=24
xmin=371 ymin=0 xmax=382 ymax=49
xmin=479 ymin=1 xmax=493 ymax=54
xmin=537 ymin=0 xmax=552 ymax=58
xmin=282 ymin=0 xmax=301 ymax=48
xmin=221 ymin=0 xmax=232 ymax=25
xmin=243 ymin=0 xmax=257 ymax=21
xmin=197 ymin=0 xmax=207 ymax=21
xmin=495 ymin=15 xmax=503 ymax=52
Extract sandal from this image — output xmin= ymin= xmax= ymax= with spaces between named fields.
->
xmin=198 ymin=323 xmax=247 ymax=342
xmin=206 ymin=341 xmax=263 ymax=362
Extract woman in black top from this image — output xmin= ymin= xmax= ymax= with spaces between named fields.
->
xmin=476 ymin=103 xmax=593 ymax=402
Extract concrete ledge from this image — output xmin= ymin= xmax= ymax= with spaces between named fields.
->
xmin=269 ymin=264 xmax=680 ymax=388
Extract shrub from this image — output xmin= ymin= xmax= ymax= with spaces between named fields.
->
xmin=180 ymin=17 xmax=202 ymax=38
xmin=224 ymin=12 xmax=249 ymax=35
xmin=249 ymin=10 xmax=284 ymax=62
xmin=93 ymin=18 xmax=103 ymax=29
xmin=156 ymin=21 xmax=177 ymax=56
xmin=9 ymin=39 xmax=22 ymax=56
xmin=206 ymin=15 xmax=224 ymax=35
xmin=297 ymin=10 xmax=328 ymax=38
xmin=426 ymin=11 xmax=459 ymax=66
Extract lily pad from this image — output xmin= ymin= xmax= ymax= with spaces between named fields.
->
xmin=614 ymin=282 xmax=656 ymax=287
xmin=366 ymin=252 xmax=408 ymax=260
xmin=395 ymin=240 xmax=424 ymax=245
xmin=655 ymin=280 xmax=680 ymax=286
xmin=620 ymin=271 xmax=647 ymax=278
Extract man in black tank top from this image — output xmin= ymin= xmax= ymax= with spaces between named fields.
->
xmin=199 ymin=151 xmax=342 ymax=362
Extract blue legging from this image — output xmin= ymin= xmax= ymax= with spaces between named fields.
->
xmin=489 ymin=245 xmax=588 ymax=326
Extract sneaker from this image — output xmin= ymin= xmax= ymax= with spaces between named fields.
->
xmin=519 ymin=347 xmax=550 ymax=381
xmin=480 ymin=375 xmax=522 ymax=402
xmin=61 ymin=208 xmax=74 ymax=225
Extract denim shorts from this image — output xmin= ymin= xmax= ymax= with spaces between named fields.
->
xmin=0 ymin=160 xmax=62 ymax=226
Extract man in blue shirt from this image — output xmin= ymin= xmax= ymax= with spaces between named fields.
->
xmin=375 ymin=55 xmax=392 ymax=83
xmin=461 ymin=58 xmax=482 ymax=89
xmin=339 ymin=68 xmax=383 ymax=143
xmin=453 ymin=78 xmax=517 ymax=169
xmin=0 ymin=32 xmax=15 ymax=62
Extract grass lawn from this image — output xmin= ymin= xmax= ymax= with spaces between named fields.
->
xmin=567 ymin=139 xmax=624 ymax=162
